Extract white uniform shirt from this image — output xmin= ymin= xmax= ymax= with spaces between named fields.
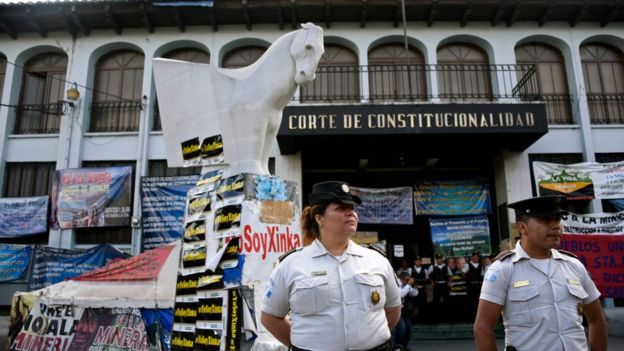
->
xmin=262 ymin=239 xmax=401 ymax=351
xmin=480 ymin=241 xmax=601 ymax=351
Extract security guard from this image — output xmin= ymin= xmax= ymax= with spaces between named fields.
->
xmin=474 ymin=195 xmax=608 ymax=351
xmin=411 ymin=256 xmax=428 ymax=322
xmin=427 ymin=253 xmax=450 ymax=323
xmin=261 ymin=181 xmax=401 ymax=351
xmin=466 ymin=251 xmax=483 ymax=321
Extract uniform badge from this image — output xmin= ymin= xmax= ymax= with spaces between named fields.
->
xmin=371 ymin=291 xmax=380 ymax=304
xmin=342 ymin=184 xmax=349 ymax=193
xmin=513 ymin=280 xmax=529 ymax=288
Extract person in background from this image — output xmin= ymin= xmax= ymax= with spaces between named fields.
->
xmin=474 ymin=195 xmax=608 ymax=351
xmin=449 ymin=257 xmax=467 ymax=323
xmin=427 ymin=254 xmax=450 ymax=323
xmin=410 ymin=256 xmax=428 ymax=323
xmin=396 ymin=259 xmax=412 ymax=277
xmin=466 ymin=251 xmax=483 ymax=321
xmin=261 ymin=181 xmax=401 ymax=351
xmin=480 ymin=255 xmax=492 ymax=277
xmin=394 ymin=272 xmax=419 ymax=351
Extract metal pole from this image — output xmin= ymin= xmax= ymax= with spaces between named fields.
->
xmin=400 ymin=0 xmax=413 ymax=98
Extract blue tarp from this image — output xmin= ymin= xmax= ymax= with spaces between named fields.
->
xmin=27 ymin=244 xmax=129 ymax=291
xmin=0 ymin=244 xmax=32 ymax=281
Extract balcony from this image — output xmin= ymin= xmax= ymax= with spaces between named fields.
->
xmin=89 ymin=100 xmax=142 ymax=132
xmin=13 ymin=103 xmax=62 ymax=134
xmin=587 ymin=94 xmax=624 ymax=124
xmin=299 ymin=63 xmax=540 ymax=103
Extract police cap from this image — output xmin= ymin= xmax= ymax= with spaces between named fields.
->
xmin=435 ymin=253 xmax=443 ymax=259
xmin=309 ymin=181 xmax=362 ymax=206
xmin=508 ymin=195 xmax=568 ymax=219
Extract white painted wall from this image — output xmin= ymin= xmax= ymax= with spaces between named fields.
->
xmin=1 ymin=22 xmax=623 ymax=251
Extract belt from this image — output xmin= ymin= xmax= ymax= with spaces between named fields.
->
xmin=290 ymin=339 xmax=392 ymax=351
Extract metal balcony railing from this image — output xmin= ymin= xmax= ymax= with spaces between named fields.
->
xmin=89 ymin=100 xmax=142 ymax=132
xmin=13 ymin=103 xmax=62 ymax=134
xmin=299 ymin=63 xmax=540 ymax=103
xmin=587 ymin=93 xmax=624 ymax=124
xmin=533 ymin=94 xmax=574 ymax=124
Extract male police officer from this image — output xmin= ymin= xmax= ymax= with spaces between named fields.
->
xmin=473 ymin=195 xmax=608 ymax=351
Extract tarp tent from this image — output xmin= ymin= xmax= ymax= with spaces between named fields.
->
xmin=9 ymin=242 xmax=181 ymax=351
xmin=35 ymin=242 xmax=179 ymax=308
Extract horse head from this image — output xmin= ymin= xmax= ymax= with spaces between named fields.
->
xmin=290 ymin=22 xmax=324 ymax=85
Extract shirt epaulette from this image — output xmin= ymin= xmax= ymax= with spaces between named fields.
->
xmin=557 ymin=249 xmax=578 ymax=259
xmin=362 ymin=244 xmax=387 ymax=257
xmin=278 ymin=247 xmax=302 ymax=262
xmin=494 ymin=250 xmax=515 ymax=262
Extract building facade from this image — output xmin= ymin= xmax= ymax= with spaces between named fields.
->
xmin=1 ymin=0 xmax=623 ymax=304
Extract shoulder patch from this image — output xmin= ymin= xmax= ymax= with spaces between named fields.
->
xmin=493 ymin=250 xmax=515 ymax=262
xmin=278 ymin=247 xmax=302 ymax=262
xmin=363 ymin=243 xmax=387 ymax=258
xmin=557 ymin=249 xmax=578 ymax=259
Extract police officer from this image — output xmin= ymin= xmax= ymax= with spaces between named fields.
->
xmin=473 ymin=195 xmax=608 ymax=351
xmin=427 ymin=253 xmax=450 ymax=323
xmin=261 ymin=181 xmax=401 ymax=351
xmin=411 ymin=256 xmax=428 ymax=322
xmin=466 ymin=251 xmax=483 ymax=321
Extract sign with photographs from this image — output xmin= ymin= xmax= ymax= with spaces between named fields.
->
xmin=51 ymin=167 xmax=132 ymax=229
xmin=533 ymin=161 xmax=624 ymax=200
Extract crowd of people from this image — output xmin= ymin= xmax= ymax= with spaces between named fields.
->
xmin=395 ymin=252 xmax=493 ymax=325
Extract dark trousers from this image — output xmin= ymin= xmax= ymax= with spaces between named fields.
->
xmin=432 ymin=283 xmax=449 ymax=322
xmin=393 ymin=312 xmax=412 ymax=348
xmin=414 ymin=287 xmax=427 ymax=322
xmin=467 ymin=282 xmax=482 ymax=322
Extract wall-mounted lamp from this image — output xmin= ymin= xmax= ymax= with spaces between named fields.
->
xmin=66 ymin=83 xmax=80 ymax=101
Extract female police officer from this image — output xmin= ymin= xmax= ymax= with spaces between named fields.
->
xmin=261 ymin=181 xmax=401 ymax=351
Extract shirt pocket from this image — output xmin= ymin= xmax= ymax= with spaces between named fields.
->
xmin=567 ymin=283 xmax=589 ymax=300
xmin=290 ymin=277 xmax=330 ymax=316
xmin=354 ymin=273 xmax=386 ymax=311
xmin=507 ymin=286 xmax=539 ymax=326
xmin=565 ymin=283 xmax=589 ymax=325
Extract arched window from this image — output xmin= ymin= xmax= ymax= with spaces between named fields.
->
xmin=515 ymin=43 xmax=572 ymax=124
xmin=437 ymin=43 xmax=492 ymax=101
xmin=368 ymin=43 xmax=426 ymax=101
xmin=90 ymin=50 xmax=144 ymax=132
xmin=222 ymin=46 xmax=266 ymax=68
xmin=153 ymin=48 xmax=211 ymax=131
xmin=581 ymin=43 xmax=624 ymax=124
xmin=301 ymin=44 xmax=360 ymax=102
xmin=15 ymin=53 xmax=67 ymax=134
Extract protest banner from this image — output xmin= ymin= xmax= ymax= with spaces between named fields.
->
xmin=0 ymin=244 xmax=32 ymax=281
xmin=0 ymin=196 xmax=48 ymax=237
xmin=51 ymin=167 xmax=132 ymax=229
xmin=533 ymin=160 xmax=624 ymax=200
xmin=350 ymin=186 xmax=413 ymax=224
xmin=68 ymin=307 xmax=149 ymax=351
xmin=28 ymin=244 xmax=129 ymax=291
xmin=141 ymin=176 xmax=199 ymax=251
xmin=560 ymin=211 xmax=624 ymax=298
xmin=10 ymin=298 xmax=84 ymax=351
xmin=414 ymin=180 xmax=491 ymax=216
xmin=429 ymin=215 xmax=492 ymax=257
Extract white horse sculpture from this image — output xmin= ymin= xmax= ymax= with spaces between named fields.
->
xmin=153 ymin=23 xmax=324 ymax=176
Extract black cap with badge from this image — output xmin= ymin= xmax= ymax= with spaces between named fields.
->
xmin=508 ymin=195 xmax=568 ymax=219
xmin=309 ymin=181 xmax=362 ymax=206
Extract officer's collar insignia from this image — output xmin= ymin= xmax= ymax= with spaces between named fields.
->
xmin=371 ymin=290 xmax=380 ymax=304
xmin=341 ymin=184 xmax=349 ymax=193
